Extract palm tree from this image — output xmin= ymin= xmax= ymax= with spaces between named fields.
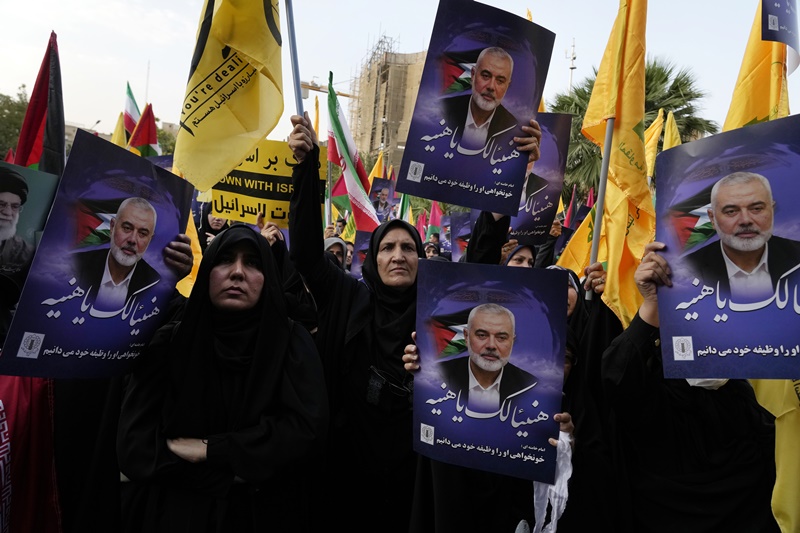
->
xmin=549 ymin=57 xmax=719 ymax=202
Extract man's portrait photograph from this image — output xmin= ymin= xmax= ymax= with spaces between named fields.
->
xmin=397 ymin=0 xmax=555 ymax=215
xmin=413 ymin=260 xmax=566 ymax=483
xmin=655 ymin=113 xmax=800 ymax=379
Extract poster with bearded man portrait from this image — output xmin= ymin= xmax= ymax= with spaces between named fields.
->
xmin=656 ymin=113 xmax=800 ymax=379
xmin=413 ymin=260 xmax=566 ymax=483
xmin=0 ymin=131 xmax=194 ymax=379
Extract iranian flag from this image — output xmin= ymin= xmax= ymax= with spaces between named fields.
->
xmin=327 ymin=72 xmax=379 ymax=231
xmin=127 ymin=103 xmax=162 ymax=157
xmin=124 ymin=81 xmax=141 ymax=138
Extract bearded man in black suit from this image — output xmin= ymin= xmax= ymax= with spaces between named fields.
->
xmin=437 ymin=303 xmax=537 ymax=413
xmin=684 ymin=172 xmax=800 ymax=302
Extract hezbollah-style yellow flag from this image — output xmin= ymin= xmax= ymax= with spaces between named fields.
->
xmin=175 ymin=215 xmax=203 ymax=298
xmin=340 ymin=214 xmax=356 ymax=243
xmin=662 ymin=111 xmax=681 ymax=150
xmin=368 ymin=151 xmax=385 ymax=187
xmin=110 ymin=112 xmax=127 ymax=148
xmin=722 ymin=1 xmax=789 ymax=131
xmin=643 ymin=108 xmax=664 ymax=177
xmin=559 ymin=0 xmax=653 ymax=328
xmin=314 ymin=95 xmax=320 ymax=137
xmin=174 ymin=0 xmax=283 ymax=192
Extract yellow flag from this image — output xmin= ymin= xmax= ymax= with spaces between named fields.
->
xmin=643 ymin=108 xmax=664 ymax=177
xmin=561 ymin=0 xmax=652 ymax=328
xmin=110 ymin=112 xmax=127 ymax=147
xmin=368 ymin=151 xmax=384 ymax=187
xmin=662 ymin=111 xmax=681 ymax=150
xmin=722 ymin=1 xmax=789 ymax=131
xmin=340 ymin=214 xmax=356 ymax=242
xmin=175 ymin=214 xmax=203 ymax=298
xmin=538 ymin=98 xmax=546 ymax=113
xmin=174 ymin=0 xmax=283 ymax=192
xmin=526 ymin=8 xmax=532 ymax=21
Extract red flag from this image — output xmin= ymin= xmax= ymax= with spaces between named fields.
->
xmin=563 ymin=184 xmax=577 ymax=228
xmin=427 ymin=201 xmax=443 ymax=240
xmin=14 ymin=31 xmax=65 ymax=175
xmin=3 ymin=148 xmax=14 ymax=162
xmin=586 ymin=187 xmax=595 ymax=208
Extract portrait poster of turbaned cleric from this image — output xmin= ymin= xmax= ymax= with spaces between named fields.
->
xmin=0 ymin=130 xmax=194 ymax=378
xmin=509 ymin=113 xmax=572 ymax=246
xmin=414 ymin=260 xmax=566 ymax=483
xmin=655 ymin=113 xmax=800 ymax=379
xmin=396 ymin=0 xmax=554 ymax=215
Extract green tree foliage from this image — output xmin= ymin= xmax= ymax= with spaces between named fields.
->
xmin=157 ymin=127 xmax=176 ymax=155
xmin=0 ymin=85 xmax=29 ymax=157
xmin=549 ymin=57 xmax=719 ymax=203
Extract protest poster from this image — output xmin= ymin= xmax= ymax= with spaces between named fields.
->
xmin=369 ymin=178 xmax=397 ymax=223
xmin=396 ymin=0 xmax=554 ymax=215
xmin=0 ymin=130 xmax=194 ymax=378
xmin=509 ymin=113 xmax=572 ymax=245
xmin=448 ymin=211 xmax=472 ymax=263
xmin=762 ymin=0 xmax=799 ymax=54
xmin=655 ymin=113 xmax=800 ymax=379
xmin=348 ymin=230 xmax=372 ymax=280
xmin=211 ymin=139 xmax=327 ymax=228
xmin=0 ymin=162 xmax=59 ymax=305
xmin=413 ymin=260 xmax=566 ymax=483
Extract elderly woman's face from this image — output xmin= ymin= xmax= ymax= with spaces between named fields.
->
xmin=567 ymin=286 xmax=578 ymax=317
xmin=209 ymin=241 xmax=264 ymax=311
xmin=376 ymin=227 xmax=419 ymax=288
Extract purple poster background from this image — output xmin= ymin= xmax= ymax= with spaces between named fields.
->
xmin=655 ymin=114 xmax=800 ymax=379
xmin=397 ymin=0 xmax=554 ymax=215
xmin=448 ymin=211 xmax=472 ymax=263
xmin=509 ymin=113 xmax=572 ymax=245
xmin=0 ymin=131 xmax=194 ymax=378
xmin=414 ymin=260 xmax=566 ymax=483
xmin=762 ymin=0 xmax=799 ymax=55
xmin=348 ymin=230 xmax=372 ymax=280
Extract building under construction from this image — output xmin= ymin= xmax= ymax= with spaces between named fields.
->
xmin=349 ymin=35 xmax=427 ymax=174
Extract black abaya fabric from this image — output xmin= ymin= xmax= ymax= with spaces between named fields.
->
xmin=117 ymin=226 xmax=328 ymax=532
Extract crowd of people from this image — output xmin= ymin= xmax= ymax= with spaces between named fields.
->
xmin=0 ymin=108 xmax=785 ymax=532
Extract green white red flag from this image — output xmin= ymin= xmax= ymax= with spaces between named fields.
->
xmin=427 ymin=201 xmax=442 ymax=240
xmin=123 ymin=82 xmax=141 ymax=138
xmin=327 ymin=72 xmax=379 ymax=231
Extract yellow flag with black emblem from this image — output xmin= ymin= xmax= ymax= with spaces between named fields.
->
xmin=174 ymin=0 xmax=284 ymax=192
xmin=558 ymin=0 xmax=653 ymax=328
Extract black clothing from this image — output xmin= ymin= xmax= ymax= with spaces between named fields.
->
xmin=117 ymin=226 xmax=328 ymax=533
xmin=72 ymin=248 xmax=160 ymax=306
xmin=437 ymin=356 xmax=538 ymax=408
xmin=289 ymin=146 xmax=423 ymax=532
xmin=601 ymin=314 xmax=779 ymax=533
xmin=197 ymin=202 xmax=229 ymax=254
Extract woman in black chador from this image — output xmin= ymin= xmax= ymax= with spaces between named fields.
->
xmin=117 ymin=225 xmax=328 ymax=532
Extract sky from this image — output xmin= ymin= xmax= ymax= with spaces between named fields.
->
xmin=1 ymin=0 xmax=797 ymax=142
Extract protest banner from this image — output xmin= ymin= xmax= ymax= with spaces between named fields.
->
xmin=211 ymin=139 xmax=327 ymax=228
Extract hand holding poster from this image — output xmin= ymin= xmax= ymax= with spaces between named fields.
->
xmin=413 ymin=260 xmax=566 ymax=483
xmin=655 ymin=113 xmax=800 ymax=379
xmin=1 ymin=131 xmax=194 ymax=378
xmin=397 ymin=0 xmax=554 ymax=215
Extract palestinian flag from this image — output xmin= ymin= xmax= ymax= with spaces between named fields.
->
xmin=73 ymin=198 xmax=123 ymax=247
xmin=330 ymin=176 xmax=351 ymax=213
xmin=427 ymin=307 xmax=474 ymax=359
xmin=14 ymin=31 xmax=65 ymax=176
xmin=666 ymin=183 xmax=716 ymax=252
xmin=4 ymin=148 xmax=13 ymax=162
xmin=123 ymin=82 xmax=141 ymax=139
xmin=440 ymin=50 xmax=480 ymax=94
xmin=427 ymin=201 xmax=442 ymax=240
xmin=127 ymin=103 xmax=162 ymax=157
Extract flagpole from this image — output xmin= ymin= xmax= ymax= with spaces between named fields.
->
xmin=326 ymin=161 xmax=333 ymax=226
xmin=586 ymin=117 xmax=614 ymax=301
xmin=284 ymin=0 xmax=304 ymax=116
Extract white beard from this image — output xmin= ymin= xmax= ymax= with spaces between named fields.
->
xmin=469 ymin=348 xmax=506 ymax=373
xmin=472 ymin=93 xmax=499 ymax=113
xmin=110 ymin=243 xmax=141 ymax=267
xmin=719 ymin=225 xmax=772 ymax=252
xmin=0 ymin=224 xmax=16 ymax=242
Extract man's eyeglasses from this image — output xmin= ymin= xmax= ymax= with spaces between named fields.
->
xmin=0 ymin=201 xmax=23 ymax=213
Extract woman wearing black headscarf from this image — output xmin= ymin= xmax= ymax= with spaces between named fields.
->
xmin=117 ymin=225 xmax=328 ymax=533
xmin=288 ymin=113 xmax=425 ymax=532
xmin=197 ymin=202 xmax=229 ymax=253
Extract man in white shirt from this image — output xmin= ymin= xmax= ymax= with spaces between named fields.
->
xmin=436 ymin=303 xmax=537 ymax=413
xmin=72 ymin=197 xmax=160 ymax=311
xmin=684 ymin=172 xmax=800 ymax=302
